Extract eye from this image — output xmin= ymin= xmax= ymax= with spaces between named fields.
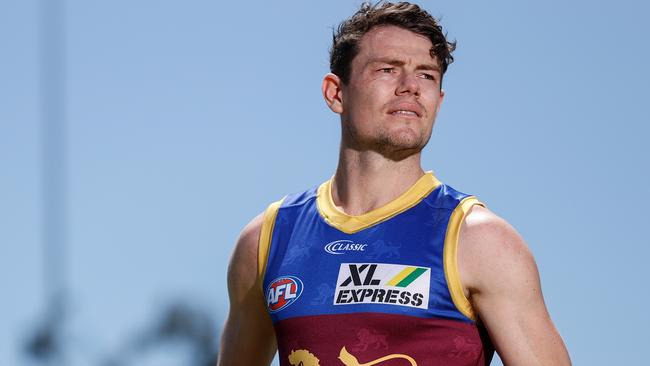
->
xmin=379 ymin=67 xmax=394 ymax=73
xmin=419 ymin=73 xmax=436 ymax=81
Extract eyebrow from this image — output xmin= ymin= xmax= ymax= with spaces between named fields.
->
xmin=367 ymin=58 xmax=441 ymax=72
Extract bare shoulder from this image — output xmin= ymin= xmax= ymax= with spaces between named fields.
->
xmin=227 ymin=212 xmax=265 ymax=300
xmin=457 ymin=204 xmax=538 ymax=297
xmin=457 ymin=206 xmax=572 ymax=364
xmin=219 ymin=211 xmax=278 ymax=366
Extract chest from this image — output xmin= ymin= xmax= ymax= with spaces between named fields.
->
xmin=263 ymin=202 xmax=457 ymax=322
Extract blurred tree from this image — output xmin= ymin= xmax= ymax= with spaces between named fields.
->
xmin=100 ymin=301 xmax=220 ymax=366
xmin=24 ymin=299 xmax=220 ymax=366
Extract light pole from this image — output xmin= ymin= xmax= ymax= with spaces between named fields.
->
xmin=27 ymin=0 xmax=68 ymax=365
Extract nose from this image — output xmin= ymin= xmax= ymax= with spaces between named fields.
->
xmin=396 ymin=71 xmax=420 ymax=96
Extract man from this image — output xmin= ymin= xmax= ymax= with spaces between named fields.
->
xmin=218 ymin=2 xmax=571 ymax=365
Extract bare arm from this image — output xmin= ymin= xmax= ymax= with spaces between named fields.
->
xmin=217 ymin=213 xmax=277 ymax=366
xmin=458 ymin=205 xmax=571 ymax=366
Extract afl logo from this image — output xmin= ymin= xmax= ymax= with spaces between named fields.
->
xmin=324 ymin=240 xmax=367 ymax=255
xmin=266 ymin=276 xmax=303 ymax=313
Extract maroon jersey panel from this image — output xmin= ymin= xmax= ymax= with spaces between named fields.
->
xmin=275 ymin=312 xmax=493 ymax=366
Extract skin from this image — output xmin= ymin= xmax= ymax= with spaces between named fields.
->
xmin=218 ymin=25 xmax=571 ymax=366
xmin=218 ymin=213 xmax=277 ymax=366
xmin=324 ymin=26 xmax=445 ymax=215
xmin=458 ymin=205 xmax=571 ymax=365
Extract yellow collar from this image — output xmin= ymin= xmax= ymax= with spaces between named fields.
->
xmin=316 ymin=172 xmax=441 ymax=234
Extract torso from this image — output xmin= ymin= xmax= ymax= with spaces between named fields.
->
xmin=260 ymin=172 xmax=494 ymax=366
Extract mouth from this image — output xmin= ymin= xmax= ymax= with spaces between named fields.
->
xmin=390 ymin=110 xmax=419 ymax=117
xmin=387 ymin=102 xmax=423 ymax=118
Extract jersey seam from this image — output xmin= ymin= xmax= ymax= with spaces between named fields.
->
xmin=442 ymin=196 xmax=482 ymax=323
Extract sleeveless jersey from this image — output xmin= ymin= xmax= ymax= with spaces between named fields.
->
xmin=259 ymin=172 xmax=494 ymax=366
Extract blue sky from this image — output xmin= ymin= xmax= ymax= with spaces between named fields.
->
xmin=2 ymin=0 xmax=649 ymax=365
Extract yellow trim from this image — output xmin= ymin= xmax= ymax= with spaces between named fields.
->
xmin=443 ymin=196 xmax=485 ymax=321
xmin=386 ymin=266 xmax=416 ymax=286
xmin=257 ymin=198 xmax=284 ymax=286
xmin=316 ymin=172 xmax=441 ymax=234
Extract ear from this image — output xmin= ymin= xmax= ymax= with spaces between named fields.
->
xmin=322 ymin=73 xmax=343 ymax=114
xmin=436 ymin=88 xmax=446 ymax=115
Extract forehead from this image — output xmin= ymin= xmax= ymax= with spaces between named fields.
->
xmin=356 ymin=25 xmax=435 ymax=63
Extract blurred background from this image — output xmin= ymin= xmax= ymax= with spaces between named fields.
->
xmin=2 ymin=0 xmax=649 ymax=365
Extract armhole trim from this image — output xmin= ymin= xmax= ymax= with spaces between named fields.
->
xmin=257 ymin=198 xmax=284 ymax=289
xmin=443 ymin=196 xmax=485 ymax=322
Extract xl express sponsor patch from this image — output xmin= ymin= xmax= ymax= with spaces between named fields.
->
xmin=334 ymin=263 xmax=430 ymax=309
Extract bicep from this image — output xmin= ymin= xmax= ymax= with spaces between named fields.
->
xmin=471 ymin=249 xmax=566 ymax=365
xmin=217 ymin=213 xmax=277 ymax=366
xmin=459 ymin=207 xmax=571 ymax=366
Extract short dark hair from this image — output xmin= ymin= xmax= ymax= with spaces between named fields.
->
xmin=330 ymin=1 xmax=456 ymax=84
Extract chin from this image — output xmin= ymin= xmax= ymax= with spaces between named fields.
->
xmin=375 ymin=132 xmax=426 ymax=157
xmin=388 ymin=127 xmax=423 ymax=146
xmin=387 ymin=126 xmax=433 ymax=153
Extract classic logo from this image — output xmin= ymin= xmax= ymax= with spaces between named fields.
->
xmin=266 ymin=275 xmax=303 ymax=313
xmin=334 ymin=263 xmax=430 ymax=309
xmin=324 ymin=240 xmax=368 ymax=255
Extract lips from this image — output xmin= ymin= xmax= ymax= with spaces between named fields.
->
xmin=391 ymin=110 xmax=418 ymax=117
xmin=387 ymin=102 xmax=423 ymax=117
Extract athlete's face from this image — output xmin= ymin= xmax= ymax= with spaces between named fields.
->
xmin=323 ymin=26 xmax=445 ymax=159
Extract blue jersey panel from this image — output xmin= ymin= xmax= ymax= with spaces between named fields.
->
xmin=263 ymin=182 xmax=474 ymax=324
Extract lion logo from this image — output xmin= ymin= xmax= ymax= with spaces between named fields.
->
xmin=285 ymin=242 xmax=311 ymax=264
xmin=351 ymin=329 xmax=388 ymax=352
xmin=288 ymin=346 xmax=417 ymax=366
xmin=366 ymin=240 xmax=400 ymax=259
xmin=310 ymin=283 xmax=334 ymax=305
xmin=339 ymin=347 xmax=416 ymax=366
xmin=288 ymin=349 xmax=320 ymax=366
xmin=446 ymin=336 xmax=481 ymax=359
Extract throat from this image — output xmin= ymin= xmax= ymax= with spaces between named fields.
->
xmin=330 ymin=168 xmax=426 ymax=216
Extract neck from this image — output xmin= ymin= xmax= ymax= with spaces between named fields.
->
xmin=331 ymin=146 xmax=425 ymax=216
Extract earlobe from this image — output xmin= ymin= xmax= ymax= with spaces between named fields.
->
xmin=436 ymin=88 xmax=446 ymax=114
xmin=322 ymin=73 xmax=343 ymax=114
